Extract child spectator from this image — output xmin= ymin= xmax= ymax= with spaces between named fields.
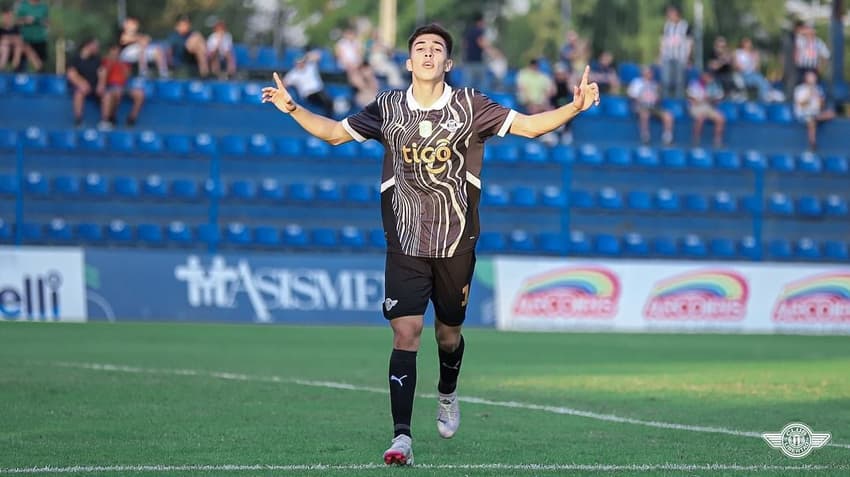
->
xmin=102 ymin=43 xmax=145 ymax=127
xmin=206 ymin=20 xmax=236 ymax=79
xmin=628 ymin=66 xmax=674 ymax=145
xmin=793 ymin=71 xmax=835 ymax=151
xmin=687 ymin=71 xmax=725 ymax=147
xmin=119 ymin=16 xmax=169 ymax=78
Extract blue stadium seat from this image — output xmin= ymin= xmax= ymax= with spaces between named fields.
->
xmin=797 ymin=196 xmax=822 ymax=217
xmin=107 ymin=220 xmax=133 ymax=243
xmin=741 ymin=102 xmax=766 ymax=123
xmin=194 ymin=133 xmax=217 ymax=155
xmin=0 ymin=128 xmax=17 ymax=150
xmin=824 ymin=194 xmax=848 ymax=217
xmin=234 ymin=44 xmax=250 ymax=68
xmin=602 ymin=95 xmax=630 ymax=118
xmin=79 ymin=128 xmax=106 ymax=151
xmin=769 ymin=153 xmax=795 ymax=173
xmin=767 ymin=103 xmax=793 ymax=124
xmin=196 ymin=223 xmax=221 ymax=246
xmin=76 ymin=223 xmax=104 ymax=243
xmin=488 ymin=91 xmax=518 ymax=110
xmin=332 ymin=140 xmax=360 ymax=159
xmin=768 ymin=239 xmax=793 ymax=259
xmin=253 ymin=46 xmax=280 ymax=70
xmin=259 ymin=178 xmax=284 ymax=201
xmin=281 ymin=47 xmax=304 ymax=70
xmin=0 ymin=174 xmax=18 ymax=196
xmin=509 ymin=229 xmax=535 ymax=252
xmin=493 ymin=143 xmax=519 ymax=163
xmin=570 ymin=189 xmax=594 ymax=209
xmin=155 ymin=80 xmax=184 ymax=102
xmin=654 ymin=188 xmax=680 ymax=211
xmin=47 ymin=218 xmax=73 ymax=242
xmin=605 ymin=146 xmax=632 ymax=166
xmin=212 ymin=82 xmax=242 ymax=104
xmin=254 ymin=226 xmax=280 ymax=247
xmin=712 ymin=190 xmax=737 ymax=213
xmin=824 ymin=241 xmax=849 ymax=261
xmin=276 ymin=137 xmax=303 ymax=157
xmin=318 ymin=48 xmax=341 ymax=74
xmin=229 ymin=179 xmax=256 ymax=200
xmin=345 ymin=183 xmax=372 ymax=204
xmin=83 ymin=173 xmax=108 ymax=198
xmin=48 ymin=130 xmax=77 ymax=150
xmin=742 ymin=150 xmax=766 ymax=170
xmin=578 ymin=144 xmax=602 ymax=165
xmin=289 ymin=182 xmax=313 ymax=202
xmin=113 ymin=176 xmax=140 ymax=199
xmin=661 ymin=148 xmax=686 ymax=168
xmin=824 ymin=155 xmax=848 ymax=174
xmin=142 ymin=175 xmax=168 ymax=199
xmin=22 ymin=126 xmax=47 ymax=149
xmin=540 ymin=186 xmax=567 ymax=208
xmin=597 ymin=187 xmax=623 ymax=210
xmin=242 ymin=83 xmax=263 ymax=105
xmin=340 ymin=226 xmax=366 ymax=249
xmin=594 ymin=234 xmax=621 ymax=256
xmin=634 ymin=146 xmax=659 ymax=167
xmin=477 ymin=231 xmax=506 ymax=253
xmin=24 ymin=171 xmax=48 ymax=196
xmin=204 ymin=178 xmax=223 ymax=199
xmin=41 ymin=75 xmax=68 ymax=95
xmin=523 ymin=141 xmax=549 ymax=163
xmin=368 ymin=229 xmax=386 ymax=249
xmin=165 ymin=134 xmax=193 ymax=155
xmin=12 ymin=73 xmax=38 ymax=95
xmin=137 ymin=130 xmax=163 ymax=153
xmin=186 ymin=81 xmax=212 ymax=103
xmin=54 ymin=175 xmax=80 ymax=197
xmin=740 ymin=236 xmax=760 ymax=260
xmin=220 ymin=135 xmax=247 ymax=156
xmin=768 ymin=193 xmax=793 ymax=216
xmin=653 ymin=236 xmax=678 ymax=257
xmin=304 ymin=136 xmax=331 ymax=158
xmin=312 ymin=227 xmax=338 ymax=248
xmin=171 ymin=179 xmax=199 ymax=201
xmin=568 ymin=231 xmax=592 ymax=255
xmin=511 ymin=186 xmax=537 ymax=207
xmin=618 ymin=62 xmax=641 ymax=84
xmin=714 ymin=150 xmax=740 ymax=170
xmin=795 ymin=237 xmax=820 ymax=259
xmin=710 ymin=238 xmax=737 ymax=258
xmin=550 ymin=145 xmax=574 ymax=164
xmin=361 ymin=140 xmax=384 ymax=160
xmin=718 ymin=102 xmax=739 ymax=122
xmin=682 ymin=234 xmax=708 ymax=258
xmin=21 ymin=222 xmax=43 ymax=242
xmin=616 ymin=191 xmax=647 ymax=213
xmin=483 ymin=184 xmax=509 ymax=207
xmin=249 ymin=134 xmax=274 ymax=157
xmin=316 ymin=179 xmax=341 ymax=202
xmin=797 ymin=152 xmax=821 ymax=173
xmin=623 ymin=233 xmax=649 ymax=256
xmin=107 ymin=131 xmax=136 ymax=153
xmin=660 ymin=98 xmax=686 ymax=119
xmin=688 ymin=148 xmax=713 ymax=169
xmin=137 ymin=224 xmax=164 ymax=245
xmin=538 ymin=232 xmax=566 ymax=254
xmin=741 ymin=195 xmax=761 ymax=214
xmin=684 ymin=193 xmax=708 ymax=212
xmin=166 ymin=221 xmax=193 ymax=245
xmin=226 ymin=222 xmax=252 ymax=245
xmin=0 ymin=74 xmax=7 ymax=95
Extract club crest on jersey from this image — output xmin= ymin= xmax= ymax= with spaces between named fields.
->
xmin=441 ymin=119 xmax=463 ymax=132
xmin=418 ymin=120 xmax=433 ymax=138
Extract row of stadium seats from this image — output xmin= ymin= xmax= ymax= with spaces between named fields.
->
xmin=5 ymin=173 xmax=848 ymax=217
xmin=2 ymin=218 xmax=846 ymax=261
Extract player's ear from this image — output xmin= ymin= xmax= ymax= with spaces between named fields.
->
xmin=406 ymin=58 xmax=413 ymax=72
xmin=444 ymin=59 xmax=453 ymax=72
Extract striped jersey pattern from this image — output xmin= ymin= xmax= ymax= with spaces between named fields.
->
xmin=343 ymin=85 xmax=516 ymax=258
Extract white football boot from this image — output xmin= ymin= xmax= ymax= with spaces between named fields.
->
xmin=436 ymin=391 xmax=460 ymax=438
xmin=383 ymin=434 xmax=413 ymax=466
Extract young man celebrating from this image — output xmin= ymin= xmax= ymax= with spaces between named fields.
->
xmin=262 ymin=23 xmax=599 ymax=465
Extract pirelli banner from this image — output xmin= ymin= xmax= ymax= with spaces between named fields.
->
xmin=494 ymin=257 xmax=850 ymax=334
xmin=0 ymin=246 xmax=87 ymax=322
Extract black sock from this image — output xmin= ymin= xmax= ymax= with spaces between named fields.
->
xmin=389 ymin=349 xmax=417 ymax=437
xmin=438 ymin=335 xmax=465 ymax=395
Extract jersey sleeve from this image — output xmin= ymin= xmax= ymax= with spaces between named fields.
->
xmin=472 ymin=90 xmax=517 ymax=141
xmin=342 ymin=96 xmax=383 ymax=143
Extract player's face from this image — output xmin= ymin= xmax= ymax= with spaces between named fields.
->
xmin=407 ymin=34 xmax=452 ymax=82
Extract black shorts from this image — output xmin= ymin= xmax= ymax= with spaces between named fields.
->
xmin=383 ymin=252 xmax=476 ymax=326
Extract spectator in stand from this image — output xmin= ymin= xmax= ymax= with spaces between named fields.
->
xmin=283 ymin=50 xmax=334 ymax=116
xmin=353 ymin=60 xmax=379 ymax=108
xmin=793 ymin=71 xmax=835 ymax=151
xmin=66 ymin=38 xmax=106 ymax=128
xmin=336 ymin=27 xmax=367 ymax=83
xmin=367 ymin=30 xmax=404 ymax=89
xmin=551 ymin=63 xmax=574 ymax=145
xmin=628 ymin=66 xmax=674 ymax=145
xmin=1 ymin=8 xmax=25 ymax=71
xmin=206 ymin=20 xmax=236 ymax=79
xmin=168 ymin=15 xmax=209 ymax=77
xmin=14 ymin=0 xmax=46 ymax=71
xmin=119 ymin=16 xmax=169 ymax=78
xmin=101 ymin=43 xmax=145 ymax=128
xmin=733 ymin=37 xmax=774 ymax=102
xmin=686 ymin=70 xmax=725 ymax=147
xmin=462 ymin=14 xmax=490 ymax=91
xmin=558 ymin=30 xmax=589 ymax=74
xmin=707 ymin=36 xmax=735 ymax=98
xmin=516 ymin=58 xmax=554 ymax=114
xmin=590 ymin=51 xmax=620 ymax=95
xmin=794 ymin=23 xmax=830 ymax=81
xmin=659 ymin=5 xmax=691 ymax=98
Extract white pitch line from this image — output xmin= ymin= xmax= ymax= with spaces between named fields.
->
xmin=1 ymin=463 xmax=847 ymax=474
xmin=53 ymin=362 xmax=850 ymax=451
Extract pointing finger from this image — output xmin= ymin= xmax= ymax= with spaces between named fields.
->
xmin=581 ymin=65 xmax=590 ymax=86
xmin=273 ymin=72 xmax=284 ymax=89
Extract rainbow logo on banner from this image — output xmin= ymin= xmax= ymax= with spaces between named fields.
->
xmin=772 ymin=273 xmax=850 ymax=323
xmin=643 ymin=270 xmax=748 ymax=321
xmin=512 ymin=266 xmax=620 ymax=319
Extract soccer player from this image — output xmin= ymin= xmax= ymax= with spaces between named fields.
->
xmin=262 ymin=23 xmax=599 ymax=466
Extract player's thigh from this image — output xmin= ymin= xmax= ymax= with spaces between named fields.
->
xmin=430 ymin=252 xmax=476 ymax=326
xmin=383 ymin=252 xmax=432 ymax=320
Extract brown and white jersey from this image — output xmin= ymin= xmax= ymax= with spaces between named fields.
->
xmin=342 ymin=85 xmax=516 ymax=258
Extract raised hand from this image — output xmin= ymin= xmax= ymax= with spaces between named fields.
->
xmin=571 ymin=65 xmax=601 ymax=112
xmin=262 ymin=72 xmax=297 ymax=113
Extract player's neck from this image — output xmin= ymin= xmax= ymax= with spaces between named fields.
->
xmin=410 ymin=80 xmax=446 ymax=109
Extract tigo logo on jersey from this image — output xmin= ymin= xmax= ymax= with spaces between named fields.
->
xmin=402 ymin=139 xmax=453 ymax=174
xmin=512 ymin=266 xmax=620 ymax=319
xmin=643 ymin=270 xmax=748 ymax=321
xmin=772 ymin=273 xmax=850 ymax=323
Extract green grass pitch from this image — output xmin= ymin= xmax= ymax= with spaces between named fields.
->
xmin=1 ymin=322 xmax=849 ymax=476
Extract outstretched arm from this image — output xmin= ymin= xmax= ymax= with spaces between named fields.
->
xmin=509 ymin=65 xmax=600 ymax=138
xmin=262 ymin=72 xmax=353 ymax=145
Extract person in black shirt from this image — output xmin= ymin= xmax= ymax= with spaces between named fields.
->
xmin=0 ymin=8 xmax=23 ymax=70
xmin=66 ymin=37 xmax=106 ymax=127
xmin=262 ymin=23 xmax=599 ymax=466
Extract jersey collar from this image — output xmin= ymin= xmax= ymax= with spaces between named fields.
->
xmin=406 ymin=83 xmax=453 ymax=111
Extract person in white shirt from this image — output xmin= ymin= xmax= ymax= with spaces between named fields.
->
xmin=283 ymin=51 xmax=333 ymax=116
xmin=687 ymin=71 xmax=725 ymax=147
xmin=207 ymin=20 xmax=236 ymax=79
xmin=659 ymin=5 xmax=691 ymax=98
xmin=628 ymin=67 xmax=674 ymax=144
xmin=793 ymin=71 xmax=835 ymax=150
xmin=733 ymin=37 xmax=773 ymax=102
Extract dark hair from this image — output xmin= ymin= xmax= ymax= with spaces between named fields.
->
xmin=408 ymin=23 xmax=453 ymax=56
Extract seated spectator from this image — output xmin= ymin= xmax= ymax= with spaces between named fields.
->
xmin=707 ymin=36 xmax=735 ymax=97
xmin=0 ymin=8 xmax=24 ymax=70
xmin=366 ymin=30 xmax=404 ymax=89
xmin=550 ymin=63 xmax=574 ymax=144
xmin=66 ymin=38 xmax=107 ymax=128
xmin=168 ymin=15 xmax=209 ymax=77
xmin=558 ymin=30 xmax=588 ymax=74
xmin=15 ymin=0 xmax=46 ymax=71
xmin=516 ymin=59 xmax=554 ymax=114
xmin=793 ymin=71 xmax=835 ymax=151
xmin=283 ymin=50 xmax=333 ymax=116
xmin=206 ymin=20 xmax=236 ymax=79
xmin=119 ymin=16 xmax=169 ymax=78
xmin=687 ymin=71 xmax=725 ymax=147
xmin=101 ymin=43 xmax=144 ymax=127
xmin=627 ymin=67 xmax=673 ymax=145
xmin=590 ymin=51 xmax=620 ymax=95
xmin=733 ymin=37 xmax=774 ymax=102
xmin=352 ymin=60 xmax=379 ymax=108
xmin=335 ymin=27 xmax=365 ymax=80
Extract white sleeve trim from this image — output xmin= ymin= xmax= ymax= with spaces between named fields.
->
xmin=342 ymin=118 xmax=367 ymax=143
xmin=497 ymin=109 xmax=518 ymax=137
xmin=465 ymin=172 xmax=481 ymax=189
xmin=380 ymin=177 xmax=396 ymax=193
